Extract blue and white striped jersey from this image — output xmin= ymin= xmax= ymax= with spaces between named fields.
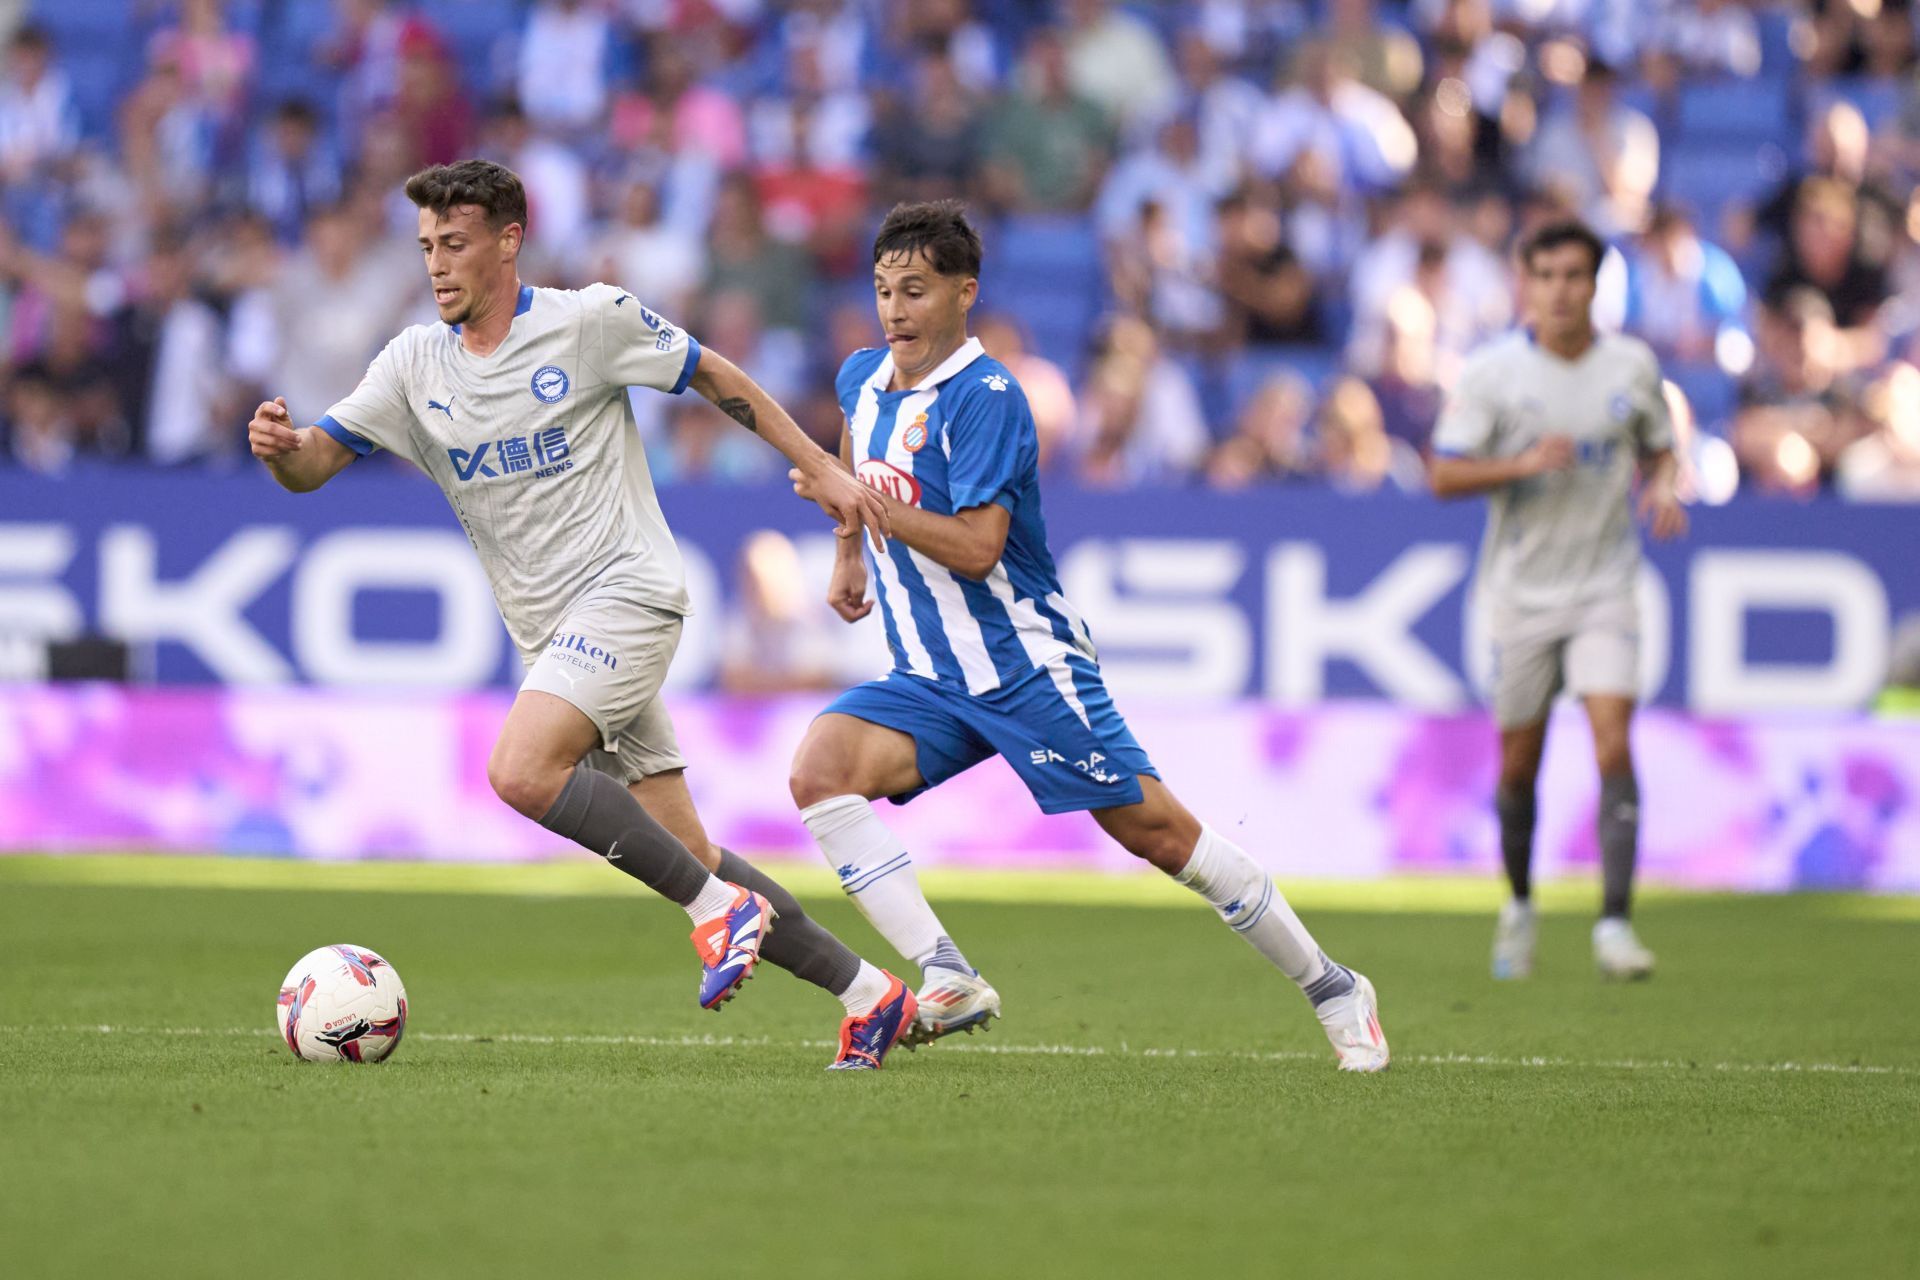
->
xmin=837 ymin=337 xmax=1096 ymax=696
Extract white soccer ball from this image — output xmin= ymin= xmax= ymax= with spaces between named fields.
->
xmin=276 ymin=944 xmax=408 ymax=1063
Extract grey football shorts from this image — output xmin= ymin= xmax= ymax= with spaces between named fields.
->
xmin=519 ymin=597 xmax=687 ymax=782
xmin=1488 ymin=595 xmax=1640 ymax=729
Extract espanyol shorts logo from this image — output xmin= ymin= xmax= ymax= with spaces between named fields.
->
xmin=902 ymin=413 xmax=928 ymax=453
xmin=531 ymin=365 xmax=571 ymax=404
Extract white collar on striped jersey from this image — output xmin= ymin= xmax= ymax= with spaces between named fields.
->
xmin=875 ymin=336 xmax=986 ymax=394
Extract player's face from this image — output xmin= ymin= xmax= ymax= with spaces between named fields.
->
xmin=1522 ymin=243 xmax=1599 ymax=344
xmin=417 ymin=205 xmax=521 ymax=326
xmin=874 ymin=249 xmax=977 ymax=377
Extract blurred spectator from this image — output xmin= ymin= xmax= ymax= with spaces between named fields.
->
xmin=1622 ymin=205 xmax=1748 ymax=366
xmin=1096 ymin=112 xmax=1232 ymax=261
xmin=885 ymin=0 xmax=1001 ymax=93
xmin=717 ymin=531 xmax=841 ymax=695
xmin=1523 ymin=58 xmax=1659 ymax=237
xmin=119 ymin=39 xmax=218 ymax=217
xmin=702 ymin=287 xmax=807 ymax=412
xmin=1317 ymin=376 xmax=1426 ymax=493
xmin=1348 ymin=179 xmax=1509 ymax=376
xmin=4 ymin=210 xmax=121 ymax=365
xmin=517 ymin=0 xmax=612 ymax=133
xmin=1074 ymin=315 xmax=1208 ymax=486
xmin=751 ymin=51 xmax=870 ymax=275
xmin=1645 ymin=0 xmax=1762 ymax=82
xmin=653 ymin=393 xmax=783 ymax=484
xmin=391 ymin=24 xmax=473 ymax=168
xmin=321 ymin=0 xmax=413 ymax=142
xmin=1213 ymin=188 xmax=1322 ymax=345
xmin=244 ymin=101 xmax=344 ymax=246
xmin=1838 ymin=361 xmax=1920 ymax=498
xmin=982 ymin=29 xmax=1113 ymax=214
xmin=1107 ymin=196 xmax=1223 ymax=349
xmin=1173 ymin=28 xmax=1263 ymax=189
xmin=609 ymin=37 xmax=748 ymax=173
xmin=1062 ymin=0 xmax=1179 ymax=129
xmin=975 ymin=313 xmax=1078 ymax=470
xmin=1251 ymin=40 xmax=1419 ymax=198
xmin=149 ymin=0 xmax=255 ymax=126
xmin=0 ymin=25 xmax=77 ymax=185
xmin=588 ymin=179 xmax=704 ymax=318
xmin=1804 ymin=0 xmax=1919 ymax=79
xmin=871 ymin=52 xmax=983 ymax=206
xmin=1742 ymin=102 xmax=1901 ymax=267
xmin=110 ymin=227 xmax=228 ymax=465
xmin=1205 ymin=368 xmax=1316 ymax=488
xmin=704 ymin=172 xmax=814 ymax=333
xmin=1764 ymin=177 xmax=1891 ymax=375
xmin=1318 ymin=0 xmax=1424 ymax=101
xmin=1733 ymin=289 xmax=1866 ymax=493
xmin=258 ymin=202 xmax=413 ymax=423
xmin=1366 ymin=286 xmax=1445 ymax=452
xmin=482 ymin=100 xmax=588 ymax=265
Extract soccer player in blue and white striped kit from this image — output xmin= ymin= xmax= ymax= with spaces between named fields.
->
xmin=788 ymin=202 xmax=1389 ymax=1071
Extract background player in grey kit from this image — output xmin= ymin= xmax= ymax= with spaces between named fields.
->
xmin=1430 ymin=219 xmax=1688 ymax=981
xmin=244 ymin=159 xmax=920 ymax=1068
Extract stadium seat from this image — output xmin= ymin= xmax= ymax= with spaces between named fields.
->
xmin=1660 ymin=142 xmax=1790 ymax=224
xmin=1676 ymin=77 xmax=1795 ymax=144
xmin=1667 ymin=361 xmax=1739 ymax=435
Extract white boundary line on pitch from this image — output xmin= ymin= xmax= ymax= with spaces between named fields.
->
xmin=8 ymin=1023 xmax=1917 ymax=1078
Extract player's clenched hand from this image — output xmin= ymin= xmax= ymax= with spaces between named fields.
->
xmin=1520 ymin=434 xmax=1575 ymax=476
xmin=1637 ymin=481 xmax=1689 ymax=541
xmin=248 ymin=397 xmax=302 ymax=459
xmin=790 ymin=462 xmax=891 ymax=552
xmin=826 ymin=553 xmax=873 ymax=623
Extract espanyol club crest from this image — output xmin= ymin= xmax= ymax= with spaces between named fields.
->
xmin=531 ymin=365 xmax=571 ymax=404
xmin=902 ymin=413 xmax=928 ymax=453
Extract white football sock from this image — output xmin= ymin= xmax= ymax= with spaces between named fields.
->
xmin=837 ymin=960 xmax=893 ymax=1017
xmin=801 ymin=795 xmax=951 ymax=967
xmin=685 ymin=875 xmax=738 ymax=925
xmin=1175 ymin=825 xmax=1327 ymax=988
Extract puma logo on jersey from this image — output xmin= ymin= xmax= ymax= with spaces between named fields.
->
xmin=427 ymin=396 xmax=455 ymax=420
xmin=614 ymin=294 xmax=634 ymax=307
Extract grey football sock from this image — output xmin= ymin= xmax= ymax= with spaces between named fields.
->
xmin=714 ymin=847 xmax=861 ymax=997
xmin=538 ymin=765 xmax=711 ymax=907
xmin=1599 ymin=772 xmax=1640 ymax=920
xmin=921 ymin=936 xmax=972 ymax=982
xmin=1300 ymin=950 xmax=1357 ymax=1008
xmin=1496 ymin=784 xmax=1537 ymax=902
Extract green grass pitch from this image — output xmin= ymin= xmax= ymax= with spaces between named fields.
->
xmin=2 ymin=856 xmax=1915 ymax=1279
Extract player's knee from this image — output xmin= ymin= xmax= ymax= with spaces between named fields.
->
xmin=487 ymin=754 xmax=564 ymax=820
xmin=788 ymin=750 xmax=853 ymax=810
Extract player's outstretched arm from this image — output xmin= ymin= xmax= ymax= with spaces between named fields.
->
xmin=248 ymin=397 xmax=356 ymax=493
xmin=1429 ymin=436 xmax=1575 ymax=499
xmin=689 ymin=350 xmax=890 ymax=550
xmin=799 ymin=461 xmax=1010 ymax=582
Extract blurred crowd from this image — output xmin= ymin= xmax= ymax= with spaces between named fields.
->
xmin=2 ymin=0 xmax=1919 ymax=499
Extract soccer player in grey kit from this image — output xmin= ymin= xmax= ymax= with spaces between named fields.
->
xmin=246 ymin=160 xmax=919 ymax=1069
xmin=1431 ymin=220 xmax=1688 ymax=981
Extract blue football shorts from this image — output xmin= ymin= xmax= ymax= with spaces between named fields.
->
xmin=820 ymin=655 xmax=1159 ymax=814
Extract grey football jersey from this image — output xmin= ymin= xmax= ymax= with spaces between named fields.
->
xmin=1433 ymin=330 xmax=1672 ymax=617
xmin=318 ymin=283 xmax=701 ymax=655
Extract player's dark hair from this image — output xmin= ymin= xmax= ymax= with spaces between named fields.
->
xmin=873 ymin=200 xmax=982 ymax=278
xmin=1518 ymin=219 xmax=1606 ymax=278
xmin=404 ymin=159 xmax=529 ymax=235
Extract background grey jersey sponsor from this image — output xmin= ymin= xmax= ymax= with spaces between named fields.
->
xmin=1433 ymin=330 xmax=1672 ymax=618
xmin=318 ymin=282 xmax=701 ymax=656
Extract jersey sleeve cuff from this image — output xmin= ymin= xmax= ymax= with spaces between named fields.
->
xmin=316 ymin=414 xmax=374 ymax=457
xmin=669 ymin=336 xmax=702 ymax=396
xmin=950 ymin=484 xmax=1015 ymax=514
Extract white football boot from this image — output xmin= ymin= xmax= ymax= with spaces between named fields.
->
xmin=902 ymin=968 xmax=1002 ymax=1048
xmin=1314 ymin=971 xmax=1390 ymax=1073
xmin=1491 ymin=899 xmax=1537 ymax=980
xmin=1592 ymin=917 xmax=1655 ymax=980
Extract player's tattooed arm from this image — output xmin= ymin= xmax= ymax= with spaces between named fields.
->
xmin=691 ymin=347 xmax=891 ymax=548
xmin=715 ymin=397 xmax=757 ymax=434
